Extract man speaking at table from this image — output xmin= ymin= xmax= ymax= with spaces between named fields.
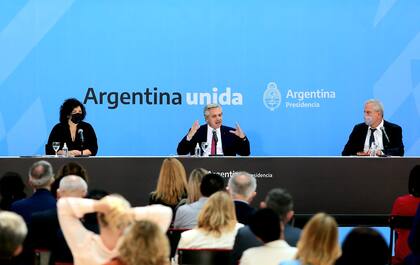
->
xmin=342 ymin=99 xmax=404 ymax=156
xmin=177 ymin=104 xmax=250 ymax=156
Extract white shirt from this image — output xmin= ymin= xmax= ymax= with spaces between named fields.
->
xmin=205 ymin=125 xmax=223 ymax=156
xmin=363 ymin=119 xmax=384 ymax=152
xmin=240 ymin=240 xmax=297 ymax=265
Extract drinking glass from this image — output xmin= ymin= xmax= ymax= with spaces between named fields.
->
xmin=201 ymin=142 xmax=209 ymax=157
xmin=52 ymin=142 xmax=60 ymax=157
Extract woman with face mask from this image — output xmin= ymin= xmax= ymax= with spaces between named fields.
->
xmin=46 ymin=98 xmax=98 ymax=156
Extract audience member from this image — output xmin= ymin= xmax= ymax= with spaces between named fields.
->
xmin=58 ymin=194 xmax=172 ymax=265
xmin=405 ymin=203 xmax=420 ymax=265
xmin=32 ymin=175 xmax=88 ymax=265
xmin=280 ymin=213 xmax=341 ymax=265
xmin=240 ymin=208 xmax=296 ymax=265
xmin=177 ymin=168 xmax=209 ymax=208
xmin=175 ymin=191 xmax=243 ymax=264
xmin=390 ymin=165 xmax=420 ymax=264
xmin=0 ymin=211 xmax=27 ymax=264
xmin=51 ymin=162 xmax=89 ymax=198
xmin=174 ymin=173 xmax=225 ymax=229
xmin=0 ymin=172 xmax=26 ymax=210
xmin=231 ymin=188 xmax=301 ymax=264
xmin=335 ymin=227 xmax=388 ymax=265
xmin=149 ymin=158 xmax=188 ymax=214
xmin=104 ymin=220 xmax=170 ymax=265
xmin=227 ymin=171 xmax=257 ymax=225
xmin=11 ymin=160 xmax=56 ymax=225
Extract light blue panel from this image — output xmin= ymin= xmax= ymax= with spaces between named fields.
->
xmin=0 ymin=0 xmax=419 ymax=156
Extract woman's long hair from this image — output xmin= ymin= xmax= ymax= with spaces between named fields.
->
xmin=187 ymin=168 xmax=208 ymax=203
xmin=296 ymin=213 xmax=341 ymax=265
xmin=197 ymin=191 xmax=237 ymax=237
xmin=152 ymin=158 xmax=187 ymax=205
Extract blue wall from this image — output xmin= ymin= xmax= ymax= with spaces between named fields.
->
xmin=0 ymin=0 xmax=419 ymax=156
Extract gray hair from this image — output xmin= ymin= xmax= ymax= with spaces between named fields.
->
xmin=228 ymin=171 xmax=257 ymax=198
xmin=265 ymin=188 xmax=293 ymax=222
xmin=203 ymin=104 xmax=222 ymax=118
xmin=28 ymin=160 xmax=54 ymax=188
xmin=0 ymin=211 xmax=27 ymax=258
xmin=59 ymin=175 xmax=88 ymax=195
xmin=365 ymin=99 xmax=384 ymax=116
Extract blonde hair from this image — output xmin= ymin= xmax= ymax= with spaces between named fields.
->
xmin=197 ymin=191 xmax=237 ymax=237
xmin=119 ymin=220 xmax=170 ymax=265
xmin=187 ymin=168 xmax=208 ymax=203
xmin=97 ymin=194 xmax=132 ymax=232
xmin=152 ymin=158 xmax=187 ymax=205
xmin=296 ymin=213 xmax=341 ymax=265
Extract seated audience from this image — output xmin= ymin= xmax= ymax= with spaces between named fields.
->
xmin=390 ymin=165 xmax=420 ymax=264
xmin=0 ymin=172 xmax=26 ymax=211
xmin=31 ymin=175 xmax=88 ymax=265
xmin=405 ymin=203 xmax=420 ymax=265
xmin=149 ymin=158 xmax=188 ymax=215
xmin=176 ymin=168 xmax=208 ymax=208
xmin=335 ymin=227 xmax=388 ymax=265
xmin=176 ymin=191 xmax=243 ymax=250
xmin=227 ymin=171 xmax=257 ymax=225
xmin=58 ymin=194 xmax=172 ymax=265
xmin=174 ymin=173 xmax=225 ymax=229
xmin=232 ymin=188 xmax=301 ymax=264
xmin=51 ymin=162 xmax=89 ymax=198
xmin=280 ymin=213 xmax=341 ymax=265
xmin=0 ymin=211 xmax=27 ymax=265
xmin=240 ymin=208 xmax=296 ymax=265
xmin=104 ymin=220 xmax=170 ymax=265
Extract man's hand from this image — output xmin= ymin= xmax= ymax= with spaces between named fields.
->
xmin=187 ymin=120 xmax=200 ymax=141
xmin=229 ymin=122 xmax=246 ymax=139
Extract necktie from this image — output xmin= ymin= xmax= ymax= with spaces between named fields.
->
xmin=211 ymin=131 xmax=217 ymax=155
xmin=369 ymin=128 xmax=376 ymax=148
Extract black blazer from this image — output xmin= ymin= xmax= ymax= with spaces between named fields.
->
xmin=234 ymin=201 xmax=256 ymax=225
xmin=342 ymin=120 xmax=404 ymax=156
xmin=177 ymin=125 xmax=250 ymax=156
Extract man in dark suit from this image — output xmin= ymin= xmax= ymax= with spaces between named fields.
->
xmin=31 ymin=175 xmax=89 ymax=265
xmin=177 ymin=103 xmax=250 ymax=156
xmin=342 ymin=99 xmax=404 ymax=156
xmin=227 ymin=171 xmax=256 ymax=225
xmin=231 ymin=188 xmax=301 ymax=265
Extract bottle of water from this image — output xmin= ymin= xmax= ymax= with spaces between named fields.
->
xmin=62 ymin=143 xmax=69 ymax=157
xmin=194 ymin=143 xmax=200 ymax=157
xmin=370 ymin=143 xmax=377 ymax=157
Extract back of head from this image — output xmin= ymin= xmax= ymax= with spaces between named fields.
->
xmin=187 ymin=168 xmax=208 ymax=203
xmin=28 ymin=160 xmax=54 ymax=189
xmin=336 ymin=227 xmax=388 ymax=265
xmin=265 ymin=188 xmax=293 ymax=222
xmin=97 ymin=194 xmax=132 ymax=232
xmin=0 ymin=172 xmax=26 ymax=210
xmin=228 ymin=171 xmax=256 ymax=200
xmin=249 ymin=208 xmax=281 ymax=243
xmin=409 ymin=165 xmax=420 ymax=197
xmin=155 ymin=158 xmax=187 ymax=205
xmin=198 ymin=191 xmax=236 ymax=236
xmin=57 ymin=175 xmax=88 ymax=198
xmin=119 ymin=220 xmax=169 ymax=265
xmin=52 ymin=162 xmax=89 ymax=198
xmin=297 ymin=213 xmax=341 ymax=265
xmin=0 ymin=211 xmax=27 ymax=259
xmin=200 ymin=173 xmax=225 ymax=197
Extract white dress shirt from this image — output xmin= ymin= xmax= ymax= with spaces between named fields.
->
xmin=363 ymin=119 xmax=384 ymax=152
xmin=205 ymin=125 xmax=223 ymax=156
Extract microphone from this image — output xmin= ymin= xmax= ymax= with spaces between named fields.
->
xmin=381 ymin=126 xmax=390 ymax=143
xmin=78 ymin=129 xmax=85 ymax=143
xmin=212 ymin=130 xmax=218 ymax=144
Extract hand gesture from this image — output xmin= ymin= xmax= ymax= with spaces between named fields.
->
xmin=229 ymin=122 xmax=246 ymax=139
xmin=187 ymin=120 xmax=200 ymax=140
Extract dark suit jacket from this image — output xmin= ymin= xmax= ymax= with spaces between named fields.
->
xmin=231 ymin=224 xmax=301 ymax=265
xmin=234 ymin=200 xmax=255 ymax=225
xmin=342 ymin=120 xmax=404 ymax=156
xmin=177 ymin=125 xmax=250 ymax=156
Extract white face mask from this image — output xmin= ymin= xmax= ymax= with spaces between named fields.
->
xmin=364 ymin=116 xmax=373 ymax=126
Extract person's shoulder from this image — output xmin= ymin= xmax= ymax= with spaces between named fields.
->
xmin=221 ymin=125 xmax=235 ymax=131
xmin=80 ymin=121 xmax=94 ymax=129
xmin=10 ymin=197 xmax=28 ymax=210
xmin=384 ymin=120 xmax=402 ymax=129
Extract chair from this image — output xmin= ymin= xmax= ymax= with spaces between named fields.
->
xmin=167 ymin=228 xmax=190 ymax=258
xmin=177 ymin=248 xmax=232 ymax=265
xmin=34 ymin=248 xmax=51 ymax=265
xmin=389 ymin=215 xmax=415 ymax=262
